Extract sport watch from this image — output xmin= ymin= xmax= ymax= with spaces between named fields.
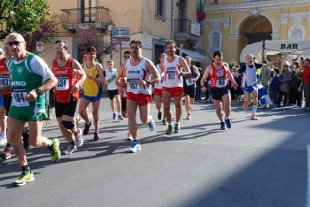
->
xmin=35 ymin=88 xmax=43 ymax=95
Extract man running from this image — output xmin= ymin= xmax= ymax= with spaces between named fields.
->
xmin=79 ymin=46 xmax=104 ymax=141
xmin=154 ymin=53 xmax=167 ymax=124
xmin=52 ymin=40 xmax=86 ymax=155
xmin=183 ymin=56 xmax=200 ymax=120
xmin=119 ymin=40 xmax=160 ymax=153
xmin=201 ymin=51 xmax=237 ymax=130
xmin=104 ymin=60 xmax=123 ymax=121
xmin=239 ymin=54 xmax=262 ymax=120
xmin=0 ymin=32 xmax=60 ymax=186
xmin=162 ymin=40 xmax=191 ymax=135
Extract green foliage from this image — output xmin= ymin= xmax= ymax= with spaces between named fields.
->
xmin=228 ymin=59 xmax=238 ymax=69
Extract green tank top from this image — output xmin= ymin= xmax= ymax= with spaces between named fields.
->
xmin=8 ymin=53 xmax=45 ymax=111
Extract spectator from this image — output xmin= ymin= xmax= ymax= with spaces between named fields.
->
xmin=269 ymin=68 xmax=280 ymax=108
xmin=278 ymin=60 xmax=292 ymax=107
xmin=301 ymin=58 xmax=310 ymax=111
xmin=195 ymin=67 xmax=203 ymax=101
xmin=259 ymin=60 xmax=272 ymax=88
xmin=289 ymin=61 xmax=303 ymax=107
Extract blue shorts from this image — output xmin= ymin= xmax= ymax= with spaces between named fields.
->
xmin=80 ymin=86 xmax=102 ymax=102
xmin=242 ymin=83 xmax=260 ymax=93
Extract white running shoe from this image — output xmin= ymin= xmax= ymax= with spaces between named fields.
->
xmin=129 ymin=141 xmax=141 ymax=153
xmin=0 ymin=136 xmax=7 ymax=146
xmin=62 ymin=144 xmax=77 ymax=155
xmin=75 ymin=137 xmax=84 ymax=148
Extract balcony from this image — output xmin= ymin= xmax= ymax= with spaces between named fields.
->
xmin=61 ymin=6 xmax=113 ymax=33
xmin=174 ymin=19 xmax=200 ymax=42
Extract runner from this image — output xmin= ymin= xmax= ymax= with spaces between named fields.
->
xmin=183 ymin=56 xmax=200 ymax=120
xmin=103 ymin=60 xmax=123 ymax=121
xmin=154 ymin=53 xmax=167 ymax=125
xmin=0 ymin=32 xmax=60 ymax=186
xmin=120 ymin=40 xmax=160 ymax=152
xmin=239 ymin=54 xmax=262 ymax=120
xmin=0 ymin=44 xmax=30 ymax=160
xmin=200 ymin=51 xmax=238 ymax=130
xmin=79 ymin=46 xmax=104 ymax=141
xmin=162 ymin=40 xmax=191 ymax=135
xmin=52 ymin=40 xmax=86 ymax=155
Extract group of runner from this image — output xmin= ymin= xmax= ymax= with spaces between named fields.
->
xmin=0 ymin=32 xmax=263 ymax=187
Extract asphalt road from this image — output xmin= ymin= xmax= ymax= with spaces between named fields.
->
xmin=0 ymin=97 xmax=309 ymax=207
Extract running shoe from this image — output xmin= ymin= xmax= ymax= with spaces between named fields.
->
xmin=225 ymin=118 xmax=231 ymax=129
xmin=166 ymin=125 xmax=173 ymax=135
xmin=162 ymin=118 xmax=167 ymax=125
xmin=22 ymin=131 xmax=30 ymax=151
xmin=127 ymin=135 xmax=133 ymax=141
xmin=251 ymin=114 xmax=258 ymax=120
xmin=118 ymin=115 xmax=124 ymax=121
xmin=83 ymin=120 xmax=92 ymax=135
xmin=93 ymin=132 xmax=100 ymax=142
xmin=0 ymin=136 xmax=7 ymax=146
xmin=129 ymin=141 xmax=141 ymax=153
xmin=75 ymin=134 xmax=84 ymax=148
xmin=220 ymin=122 xmax=225 ymax=130
xmin=62 ymin=143 xmax=77 ymax=155
xmin=113 ymin=112 xmax=117 ymax=121
xmin=14 ymin=171 xmax=35 ymax=187
xmin=0 ymin=147 xmax=12 ymax=160
xmin=75 ymin=128 xmax=83 ymax=139
xmin=148 ymin=119 xmax=156 ymax=131
xmin=174 ymin=123 xmax=180 ymax=133
xmin=49 ymin=138 xmax=61 ymax=162
xmin=186 ymin=112 xmax=191 ymax=120
xmin=157 ymin=111 xmax=162 ymax=120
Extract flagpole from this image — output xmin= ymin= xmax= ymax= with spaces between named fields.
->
xmin=171 ymin=0 xmax=174 ymax=40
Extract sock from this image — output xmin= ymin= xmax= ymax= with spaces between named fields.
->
xmin=252 ymin=104 xmax=258 ymax=114
xmin=21 ymin=165 xmax=31 ymax=173
xmin=48 ymin=140 xmax=55 ymax=150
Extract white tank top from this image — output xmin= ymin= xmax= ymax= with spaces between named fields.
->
xmin=125 ymin=57 xmax=151 ymax=95
xmin=243 ymin=64 xmax=258 ymax=87
xmin=154 ymin=64 xmax=163 ymax=89
xmin=105 ymin=68 xmax=118 ymax=90
xmin=162 ymin=56 xmax=182 ymax=88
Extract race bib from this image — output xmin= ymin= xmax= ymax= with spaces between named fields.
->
xmin=56 ymin=77 xmax=69 ymax=90
xmin=0 ymin=74 xmax=10 ymax=86
xmin=216 ymin=78 xmax=226 ymax=88
xmin=127 ymin=78 xmax=139 ymax=91
xmin=185 ymin=78 xmax=194 ymax=86
xmin=167 ymin=71 xmax=175 ymax=80
xmin=12 ymin=89 xmax=29 ymax=107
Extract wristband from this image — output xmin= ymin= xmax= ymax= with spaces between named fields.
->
xmin=180 ymin=72 xmax=184 ymax=76
xmin=146 ymin=81 xmax=151 ymax=87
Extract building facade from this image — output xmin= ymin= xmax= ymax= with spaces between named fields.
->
xmin=204 ymin=0 xmax=310 ymax=63
xmin=44 ymin=0 xmax=206 ymax=68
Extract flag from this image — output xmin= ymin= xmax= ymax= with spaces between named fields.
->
xmin=196 ymin=0 xmax=206 ymax=22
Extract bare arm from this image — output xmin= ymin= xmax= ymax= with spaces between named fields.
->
xmin=95 ymin=63 xmax=105 ymax=85
xmin=178 ymin=57 xmax=191 ymax=77
xmin=72 ymin=59 xmax=86 ymax=92
xmin=192 ymin=65 xmax=200 ymax=83
xmin=223 ymin=63 xmax=237 ymax=89
xmin=140 ymin=59 xmax=160 ymax=87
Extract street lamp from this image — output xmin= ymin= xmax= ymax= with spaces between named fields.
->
xmin=108 ymin=23 xmax=115 ymax=60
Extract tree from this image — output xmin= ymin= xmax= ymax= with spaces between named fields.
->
xmin=0 ymin=0 xmax=58 ymax=52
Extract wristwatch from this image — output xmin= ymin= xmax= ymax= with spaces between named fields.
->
xmin=35 ymin=88 xmax=43 ymax=95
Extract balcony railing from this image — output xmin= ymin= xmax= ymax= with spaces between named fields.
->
xmin=174 ymin=18 xmax=200 ymax=41
xmin=61 ymin=6 xmax=113 ymax=32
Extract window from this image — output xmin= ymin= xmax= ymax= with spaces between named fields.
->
xmin=155 ymin=0 xmax=166 ymax=21
xmin=292 ymin=29 xmax=302 ymax=40
xmin=81 ymin=0 xmax=97 ymax=23
xmin=208 ymin=28 xmax=222 ymax=55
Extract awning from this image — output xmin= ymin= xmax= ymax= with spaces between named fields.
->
xmin=178 ymin=48 xmax=208 ymax=63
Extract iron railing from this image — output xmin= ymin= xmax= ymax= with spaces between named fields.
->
xmin=61 ymin=6 xmax=112 ymax=26
xmin=174 ymin=18 xmax=191 ymax=34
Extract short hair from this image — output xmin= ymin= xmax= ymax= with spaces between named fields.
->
xmin=55 ymin=40 xmax=69 ymax=50
xmin=273 ymin=68 xmax=279 ymax=74
xmin=86 ymin=46 xmax=97 ymax=53
xmin=185 ymin=56 xmax=191 ymax=60
xmin=213 ymin=51 xmax=222 ymax=58
xmin=123 ymin=50 xmax=130 ymax=55
xmin=130 ymin=40 xmax=143 ymax=48
xmin=107 ymin=60 xmax=114 ymax=64
xmin=165 ymin=40 xmax=176 ymax=47
xmin=6 ymin=32 xmax=26 ymax=44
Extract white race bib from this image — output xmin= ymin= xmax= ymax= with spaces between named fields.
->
xmin=127 ymin=78 xmax=139 ymax=92
xmin=56 ymin=77 xmax=69 ymax=90
xmin=0 ymin=74 xmax=10 ymax=86
xmin=185 ymin=78 xmax=194 ymax=86
xmin=12 ymin=89 xmax=29 ymax=107
xmin=216 ymin=78 xmax=226 ymax=88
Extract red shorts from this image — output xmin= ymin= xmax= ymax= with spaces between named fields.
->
xmin=162 ymin=87 xmax=183 ymax=98
xmin=127 ymin=92 xmax=152 ymax=106
xmin=154 ymin=88 xmax=162 ymax=96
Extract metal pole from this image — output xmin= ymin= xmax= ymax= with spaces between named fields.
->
xmin=119 ymin=41 xmax=122 ymax=67
xmin=171 ymin=0 xmax=174 ymax=40
xmin=110 ymin=28 xmax=113 ymax=60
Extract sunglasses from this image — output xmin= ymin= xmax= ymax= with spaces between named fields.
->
xmin=8 ymin=41 xmax=23 ymax=46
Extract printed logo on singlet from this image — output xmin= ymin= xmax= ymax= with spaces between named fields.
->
xmin=17 ymin=67 xmax=23 ymax=74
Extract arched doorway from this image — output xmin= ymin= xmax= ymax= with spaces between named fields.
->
xmin=239 ymin=15 xmax=272 ymax=56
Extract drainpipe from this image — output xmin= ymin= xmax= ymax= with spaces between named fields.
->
xmin=171 ymin=0 xmax=174 ymax=40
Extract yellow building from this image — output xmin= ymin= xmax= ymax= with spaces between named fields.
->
xmin=204 ymin=0 xmax=310 ymax=63
xmin=45 ymin=0 xmax=206 ymax=68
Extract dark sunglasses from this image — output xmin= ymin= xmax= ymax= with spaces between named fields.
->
xmin=8 ymin=41 xmax=23 ymax=46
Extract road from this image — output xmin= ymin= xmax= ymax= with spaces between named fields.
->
xmin=0 ymin=97 xmax=309 ymax=207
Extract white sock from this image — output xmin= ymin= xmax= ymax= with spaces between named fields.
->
xmin=252 ymin=104 xmax=258 ymax=114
